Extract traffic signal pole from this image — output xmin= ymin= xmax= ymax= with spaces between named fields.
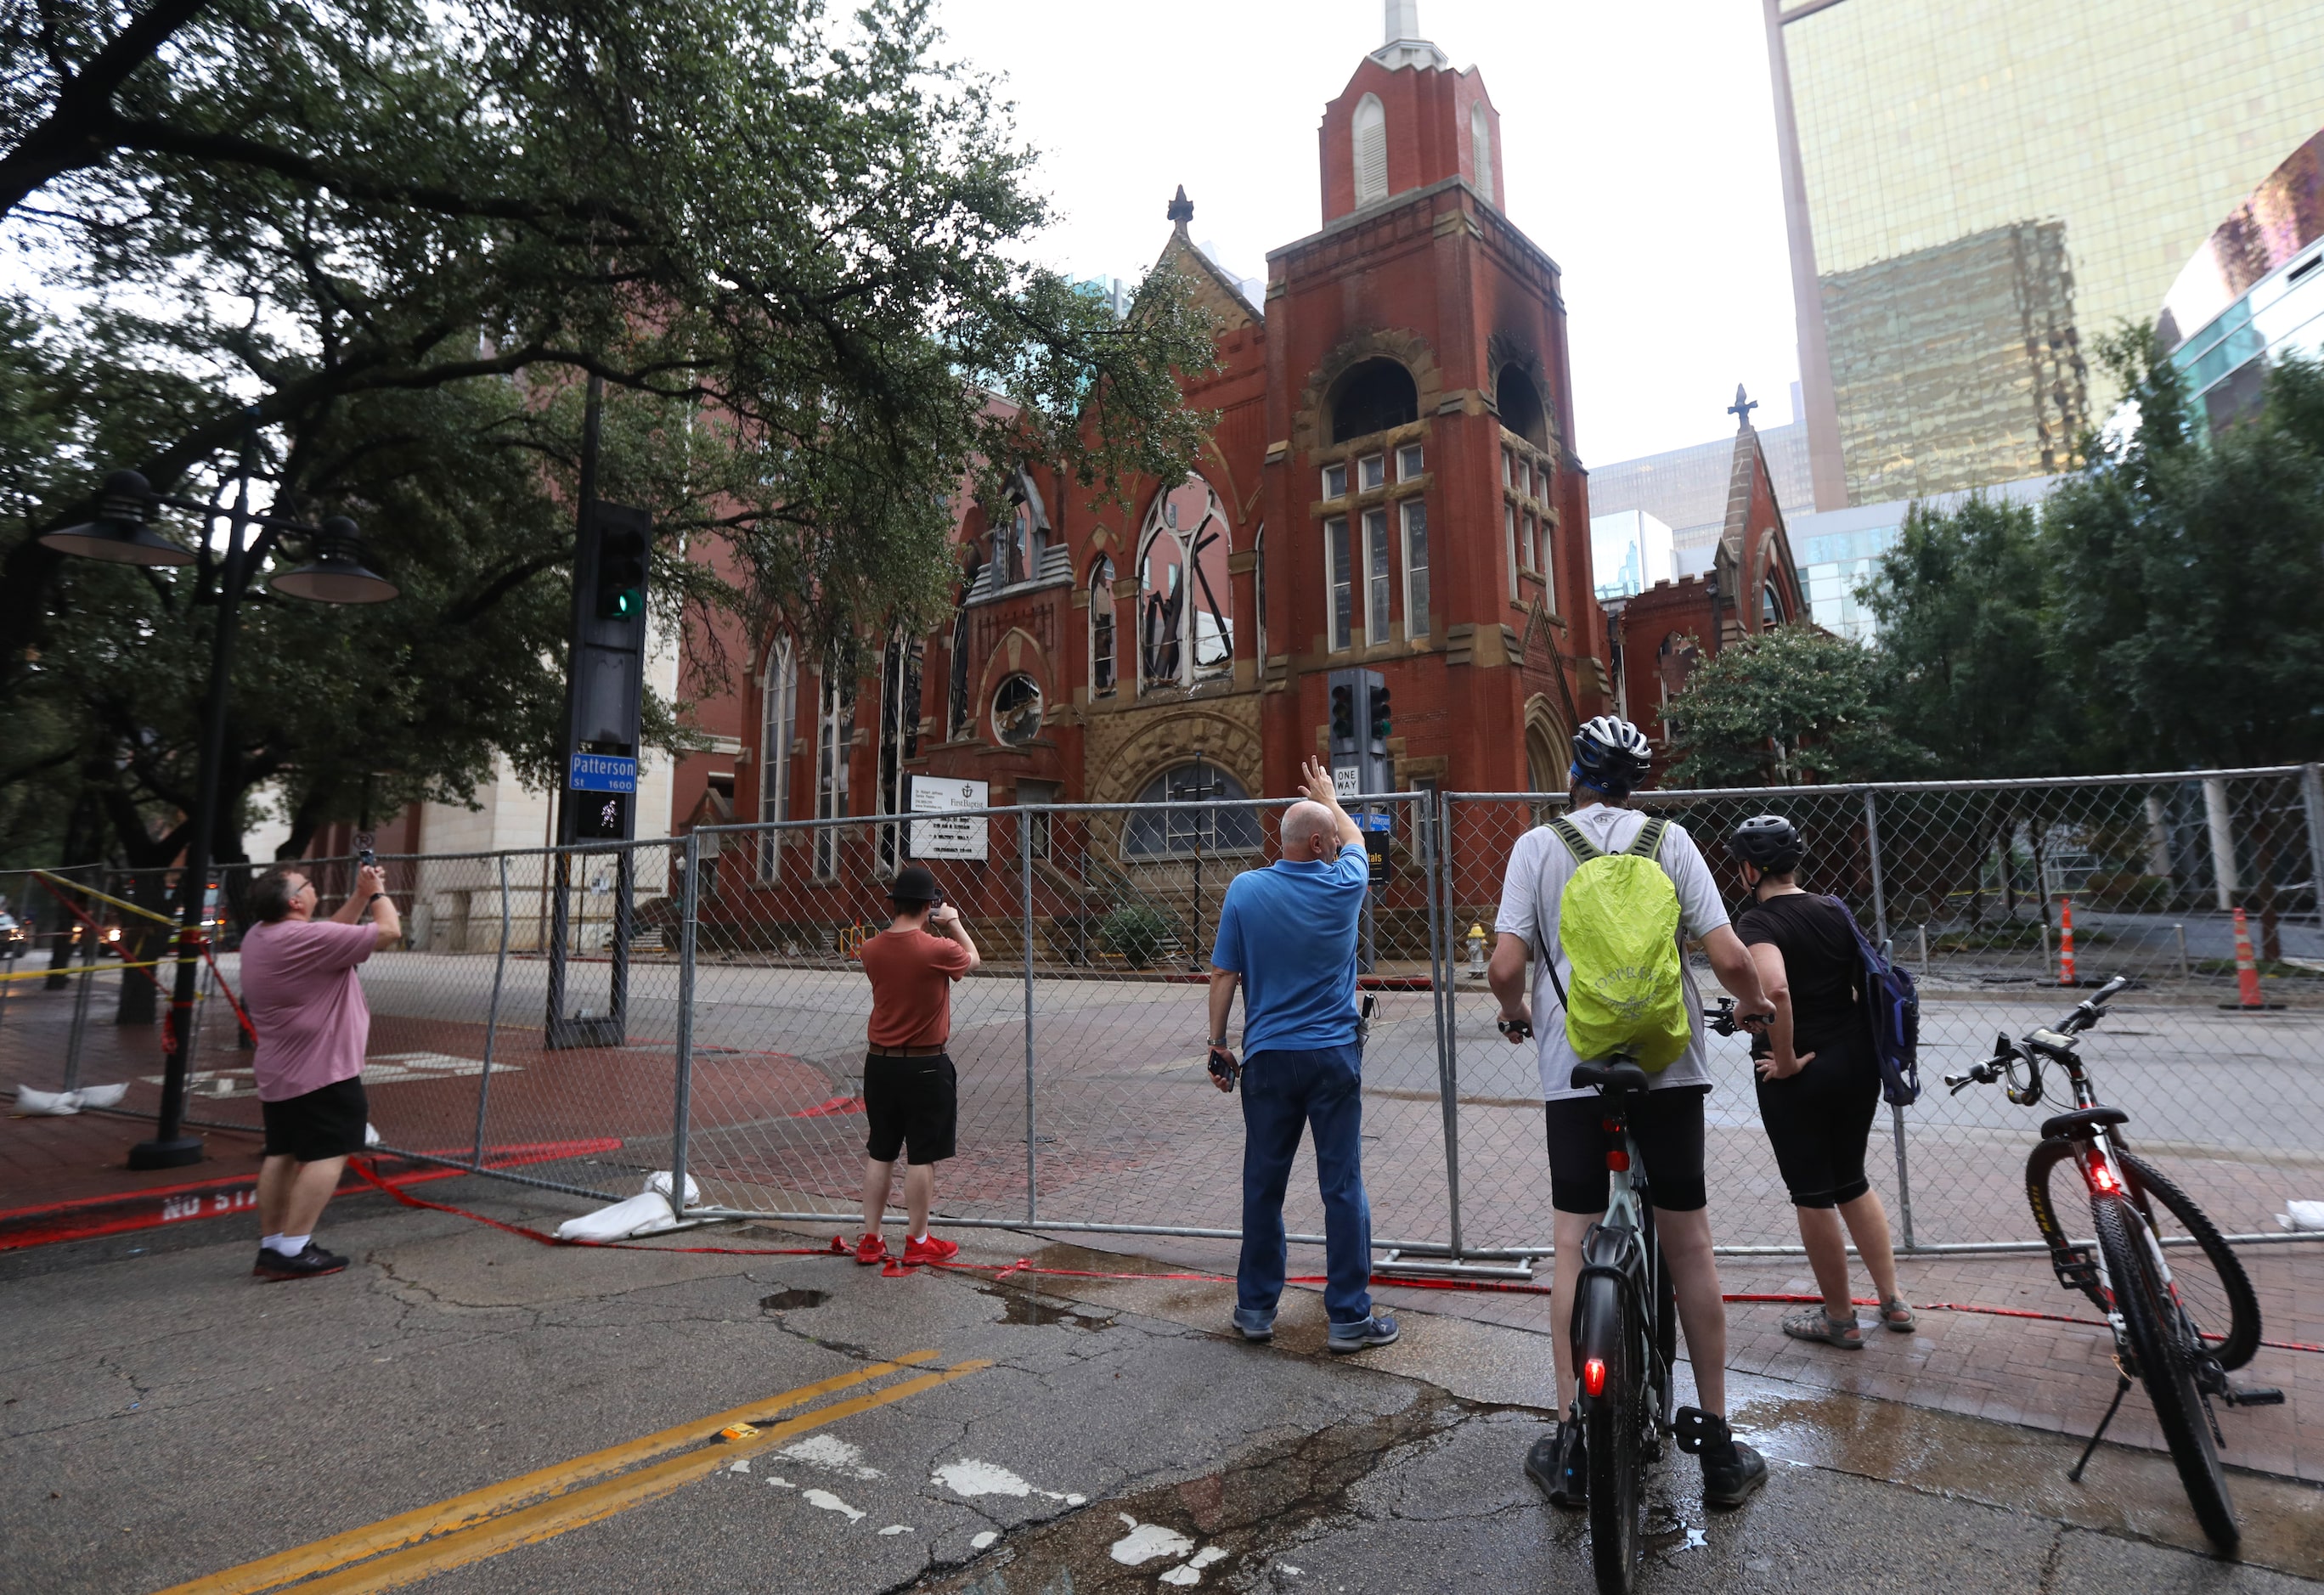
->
xmin=547 ymin=375 xmax=654 ymax=1050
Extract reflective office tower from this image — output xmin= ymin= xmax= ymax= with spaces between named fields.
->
xmin=1768 ymin=0 xmax=2324 ymax=509
xmin=2158 ymin=128 xmax=2324 ymax=442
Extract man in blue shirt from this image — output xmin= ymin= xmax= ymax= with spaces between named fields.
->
xmin=1207 ymin=757 xmax=1397 ymax=1353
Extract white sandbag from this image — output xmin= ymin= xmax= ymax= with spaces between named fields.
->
xmin=14 ymin=1085 xmax=80 ymax=1115
xmin=553 ymin=1171 xmax=700 ymax=1242
xmin=75 ymin=1082 xmax=127 ymax=1108
xmin=364 ymin=1121 xmax=382 ymax=1147
xmin=2276 ymin=1199 xmax=2324 ymax=1233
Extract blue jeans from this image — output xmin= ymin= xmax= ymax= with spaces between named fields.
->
xmin=1238 ymin=1043 xmax=1373 ymax=1325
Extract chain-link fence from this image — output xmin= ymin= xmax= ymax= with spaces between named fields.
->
xmin=5 ymin=765 xmax=2319 ymax=1260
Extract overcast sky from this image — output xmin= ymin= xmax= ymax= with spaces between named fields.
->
xmin=935 ymin=0 xmax=1800 ymax=467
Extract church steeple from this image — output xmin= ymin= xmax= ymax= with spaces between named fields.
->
xmin=1372 ymin=0 xmax=1448 ymax=70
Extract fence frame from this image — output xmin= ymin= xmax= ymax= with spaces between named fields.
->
xmin=17 ymin=763 xmax=2324 ymax=1259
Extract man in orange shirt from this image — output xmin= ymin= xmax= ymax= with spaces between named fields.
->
xmin=853 ymin=864 xmax=980 ymax=1267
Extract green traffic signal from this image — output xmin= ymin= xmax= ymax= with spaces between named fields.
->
xmin=595 ymin=527 xmax=650 ymax=622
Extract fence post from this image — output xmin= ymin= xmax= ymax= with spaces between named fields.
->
xmin=471 ymin=854 xmax=513 ymax=1169
xmin=2302 ymin=764 xmax=2324 ymax=929
xmin=1436 ymin=792 xmax=1467 ymax=1257
xmin=1860 ymin=789 xmax=1889 ymax=946
xmin=61 ymin=866 xmax=101 ymax=1093
xmin=668 ymin=831 xmax=700 ymax=1220
xmin=1423 ymin=791 xmax=1464 ymax=1259
xmin=1020 ymin=807 xmax=1038 ymax=1226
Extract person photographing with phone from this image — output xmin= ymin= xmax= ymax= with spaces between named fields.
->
xmin=1204 ymin=758 xmax=1396 ymax=1355
xmin=239 ymin=863 xmax=402 ymax=1281
xmin=852 ymin=864 xmax=979 ymax=1268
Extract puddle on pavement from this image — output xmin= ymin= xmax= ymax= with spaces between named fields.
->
xmin=1730 ymin=1384 xmax=2324 ymax=1579
xmin=759 ymin=1288 xmax=829 ymax=1312
xmin=906 ymin=1390 xmax=1469 ymax=1593
xmin=978 ymin=1284 xmax=1117 ymax=1332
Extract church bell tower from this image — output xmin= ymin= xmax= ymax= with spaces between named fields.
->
xmin=1255 ymin=2 xmax=1611 ymax=800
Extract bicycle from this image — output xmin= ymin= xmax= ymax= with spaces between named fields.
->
xmin=1943 ymin=972 xmax=2280 ymax=1553
xmin=1562 ymin=999 xmax=1763 ymax=1594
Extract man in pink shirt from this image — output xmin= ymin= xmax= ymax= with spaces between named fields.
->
xmin=237 ymin=864 xmax=401 ymax=1280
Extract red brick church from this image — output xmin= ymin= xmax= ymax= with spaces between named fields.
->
xmin=676 ymin=7 xmax=1618 ymax=901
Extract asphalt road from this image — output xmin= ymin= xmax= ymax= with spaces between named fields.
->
xmin=3 ymin=1183 xmax=2318 ymax=1595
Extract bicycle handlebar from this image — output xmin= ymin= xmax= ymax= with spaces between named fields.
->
xmin=1942 ymin=972 xmax=2133 ymax=1104
xmin=1702 ymin=997 xmax=1773 ymax=1037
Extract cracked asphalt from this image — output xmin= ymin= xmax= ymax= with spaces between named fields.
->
xmin=3 ymin=1183 xmax=2319 ymax=1594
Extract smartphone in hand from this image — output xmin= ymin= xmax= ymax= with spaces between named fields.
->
xmin=1207 ymin=1046 xmax=1240 ymax=1093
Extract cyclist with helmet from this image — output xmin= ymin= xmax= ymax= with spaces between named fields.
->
xmin=1491 ymin=716 xmax=1775 ymax=1512
xmin=1728 ymin=814 xmax=1912 ymax=1347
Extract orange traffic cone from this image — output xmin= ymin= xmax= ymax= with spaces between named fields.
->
xmin=2226 ymin=906 xmax=2275 ymax=1009
xmin=2056 ymin=896 xmax=2078 ymax=986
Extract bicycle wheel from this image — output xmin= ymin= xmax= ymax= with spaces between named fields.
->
xmin=2028 ymin=1140 xmax=2259 ymax=1369
xmin=1579 ymin=1275 xmax=1644 ymax=1594
xmin=2123 ymin=1151 xmax=2261 ymax=1372
xmin=2090 ymin=1193 xmax=2238 ymax=1553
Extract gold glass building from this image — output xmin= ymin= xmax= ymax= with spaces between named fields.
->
xmin=1766 ymin=0 xmax=2324 ymax=508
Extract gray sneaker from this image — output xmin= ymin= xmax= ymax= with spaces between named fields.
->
xmin=1233 ymin=1308 xmax=1276 ymax=1343
xmin=1326 ymin=1313 xmax=1400 ymax=1354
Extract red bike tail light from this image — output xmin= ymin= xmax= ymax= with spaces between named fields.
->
xmin=2090 ymin=1162 xmax=2118 ymax=1194
xmin=1605 ymin=1148 xmax=1631 ymax=1173
xmin=1582 ymin=1356 xmax=1607 ymax=1397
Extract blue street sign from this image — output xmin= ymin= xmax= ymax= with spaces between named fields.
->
xmin=568 ymin=753 xmax=638 ymax=793
xmin=1360 ymin=810 xmax=1394 ymax=831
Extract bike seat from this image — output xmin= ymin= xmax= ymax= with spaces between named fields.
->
xmin=1572 ymin=1060 xmax=1651 ymax=1095
xmin=2040 ymin=1105 xmax=2129 ymax=1141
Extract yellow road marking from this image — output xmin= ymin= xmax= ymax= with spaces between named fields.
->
xmin=156 ymin=1352 xmax=944 ymax=1595
xmin=246 ymin=1361 xmax=990 ymax=1595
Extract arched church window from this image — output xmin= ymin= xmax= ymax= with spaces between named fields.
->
xmin=1137 ymin=476 xmax=1233 ymax=692
xmin=991 ymin=674 xmax=1042 ymax=746
xmin=1089 ymin=555 xmax=1116 ymax=697
xmin=947 ymin=548 xmax=979 ymax=739
xmin=1352 ymin=93 xmax=1387 ymax=207
xmin=1498 ymin=364 xmax=1548 ymax=449
xmin=757 ymin=635 xmax=796 ymax=882
xmin=1123 ymin=764 xmax=1264 ymax=859
xmin=1470 ymin=100 xmax=1494 ymax=206
xmin=1331 ymin=358 xmax=1418 ymax=443
xmin=1763 ymin=578 xmax=1784 ymax=629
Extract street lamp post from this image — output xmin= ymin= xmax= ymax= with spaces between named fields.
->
xmin=42 ymin=426 xmax=397 ymax=1169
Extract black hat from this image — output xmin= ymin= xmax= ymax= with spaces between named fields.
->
xmin=889 ymin=864 xmax=942 ymax=904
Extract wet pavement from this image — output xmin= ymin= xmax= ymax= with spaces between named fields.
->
xmin=3 ymin=1185 xmax=2319 ymax=1594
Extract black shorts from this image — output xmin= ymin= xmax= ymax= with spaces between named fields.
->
xmin=1754 ymin=1030 xmax=1880 ymax=1209
xmin=261 ymin=1077 xmax=369 ymax=1163
xmin=863 ymin=1053 xmax=956 ymax=1165
xmin=1544 ymin=1084 xmax=1709 ymax=1214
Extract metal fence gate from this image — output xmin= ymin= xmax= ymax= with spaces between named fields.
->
xmin=5 ymin=766 xmax=2321 ymax=1259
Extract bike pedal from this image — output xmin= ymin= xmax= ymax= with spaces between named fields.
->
xmin=2223 ymin=1384 xmax=2285 ymax=1407
xmin=2050 ymin=1248 xmax=2100 ymax=1292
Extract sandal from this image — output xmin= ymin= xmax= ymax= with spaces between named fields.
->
xmin=1781 ymin=1307 xmax=1864 ymax=1349
xmin=1878 ymin=1296 xmax=1915 ymax=1333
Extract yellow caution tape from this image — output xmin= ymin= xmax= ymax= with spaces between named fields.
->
xmin=30 ymin=870 xmax=181 ymax=927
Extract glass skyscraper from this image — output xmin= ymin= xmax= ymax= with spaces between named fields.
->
xmin=1768 ymin=0 xmax=2324 ymax=509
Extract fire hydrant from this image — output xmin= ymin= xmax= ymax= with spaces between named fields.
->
xmin=1466 ymin=922 xmax=1488 ymax=981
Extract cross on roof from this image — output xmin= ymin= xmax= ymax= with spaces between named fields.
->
xmin=1727 ymin=383 xmax=1758 ymax=426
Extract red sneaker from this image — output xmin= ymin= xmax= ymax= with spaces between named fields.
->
xmin=901 ymin=1234 xmax=959 ymax=1267
xmin=852 ymin=1232 xmax=889 ymax=1265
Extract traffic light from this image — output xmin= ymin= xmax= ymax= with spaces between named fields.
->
xmin=1368 ymin=683 xmax=1392 ymax=745
xmin=1330 ymin=683 xmax=1357 ymax=746
xmin=595 ymin=523 xmax=649 ymax=621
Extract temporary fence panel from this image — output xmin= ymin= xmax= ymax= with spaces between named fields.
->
xmin=17 ymin=764 xmax=2321 ymax=1258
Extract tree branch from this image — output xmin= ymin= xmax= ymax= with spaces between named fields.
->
xmin=0 ymin=0 xmax=213 ymax=218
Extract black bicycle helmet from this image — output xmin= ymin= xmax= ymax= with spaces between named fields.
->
xmin=1570 ymin=715 xmax=1653 ymax=797
xmin=1729 ymin=814 xmax=1804 ymax=873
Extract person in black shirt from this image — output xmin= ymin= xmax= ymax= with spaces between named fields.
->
xmin=1729 ymin=815 xmax=1912 ymax=1349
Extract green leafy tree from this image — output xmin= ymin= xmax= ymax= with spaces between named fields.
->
xmin=2045 ymin=328 xmax=2324 ymax=771
xmin=1661 ymin=625 xmax=1927 ymax=789
xmin=1861 ymin=495 xmax=2076 ymax=777
xmin=0 ymin=0 xmax=1219 ymax=888
xmin=2044 ymin=328 xmax=2324 ymax=957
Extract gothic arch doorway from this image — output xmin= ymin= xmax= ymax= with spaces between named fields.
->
xmin=1523 ymin=696 xmax=1569 ymax=797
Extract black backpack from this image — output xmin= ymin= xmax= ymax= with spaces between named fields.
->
xmin=1825 ymin=896 xmax=1921 ymax=1106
